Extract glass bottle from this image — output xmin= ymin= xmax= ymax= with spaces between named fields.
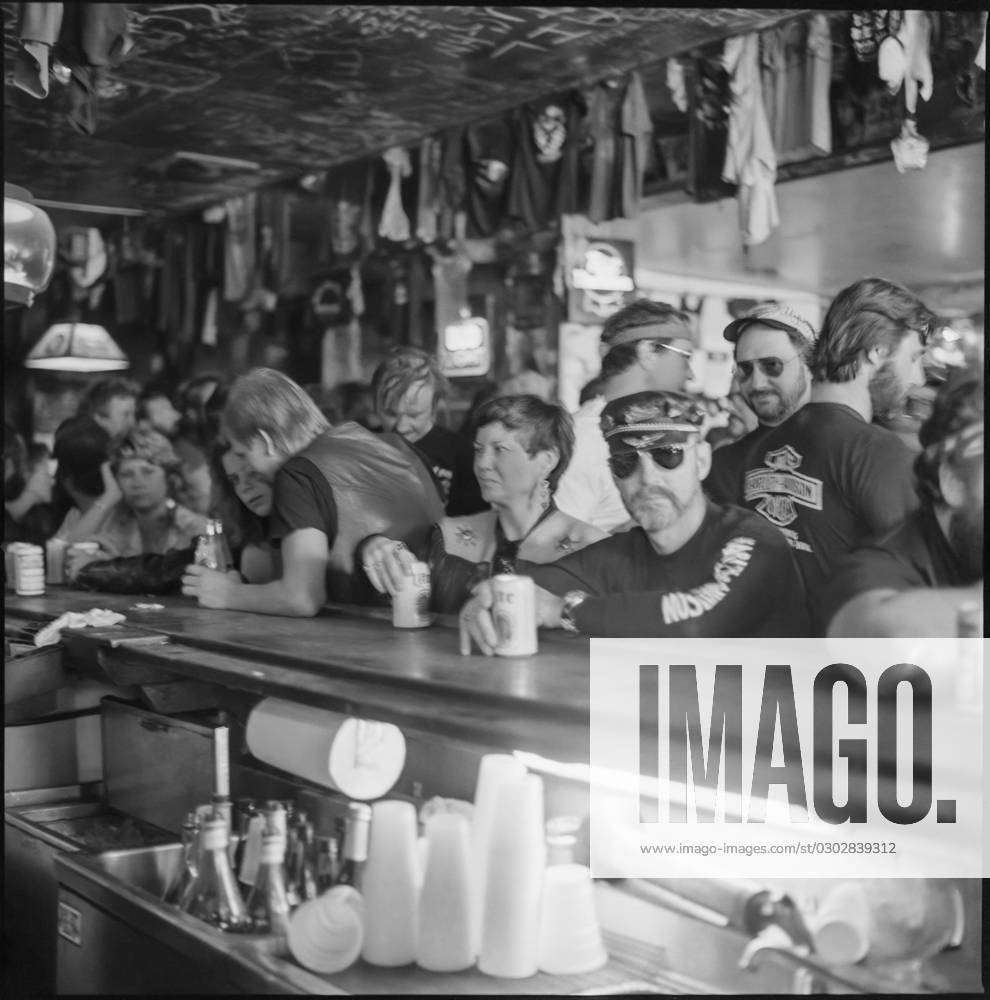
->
xmin=295 ymin=817 xmax=320 ymax=903
xmin=315 ymin=834 xmax=340 ymax=893
xmin=232 ymin=799 xmax=257 ymax=881
xmin=163 ymin=811 xmax=200 ymax=905
xmin=336 ymin=802 xmax=372 ymax=889
xmin=179 ymin=817 xmax=250 ymax=931
xmin=194 ymin=519 xmax=233 ymax=571
xmin=246 ymin=832 xmax=292 ymax=936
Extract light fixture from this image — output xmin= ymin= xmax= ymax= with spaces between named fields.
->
xmin=5 ymin=182 xmax=57 ymax=309
xmin=25 ymin=322 xmax=129 ymax=372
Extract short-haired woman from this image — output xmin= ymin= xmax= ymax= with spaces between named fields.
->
xmin=66 ymin=429 xmax=207 ymax=579
xmin=361 ymin=394 xmax=607 ymax=613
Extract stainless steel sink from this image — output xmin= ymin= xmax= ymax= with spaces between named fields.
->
xmin=88 ymin=842 xmax=183 ymax=896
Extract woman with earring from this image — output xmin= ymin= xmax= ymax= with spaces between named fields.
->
xmin=360 ymin=394 xmax=606 ymax=613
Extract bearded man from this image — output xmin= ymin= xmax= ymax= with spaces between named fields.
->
xmin=823 ymin=370 xmax=983 ymax=636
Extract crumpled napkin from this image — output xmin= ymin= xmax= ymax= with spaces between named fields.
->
xmin=35 ymin=608 xmax=126 ymax=648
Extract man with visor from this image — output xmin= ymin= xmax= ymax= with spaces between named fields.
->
xmin=706 ymin=303 xmax=816 ymax=504
xmin=460 ymin=390 xmax=809 ymax=648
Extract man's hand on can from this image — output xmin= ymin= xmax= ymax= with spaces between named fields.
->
xmin=361 ymin=536 xmax=417 ymax=596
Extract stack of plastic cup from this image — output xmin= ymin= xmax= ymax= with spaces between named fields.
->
xmin=416 ymin=812 xmax=475 ymax=972
xmin=471 ymin=754 xmax=527 ymax=954
xmin=287 ymin=885 xmax=364 ymax=974
xmin=478 ymin=772 xmax=546 ymax=979
xmin=360 ymin=800 xmax=419 ymax=966
xmin=537 ymin=863 xmax=608 ymax=974
xmin=14 ymin=544 xmax=45 ymax=596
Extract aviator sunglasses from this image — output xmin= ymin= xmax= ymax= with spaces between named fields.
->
xmin=608 ymin=444 xmax=692 ymax=479
xmin=734 ymin=355 xmax=800 ymax=380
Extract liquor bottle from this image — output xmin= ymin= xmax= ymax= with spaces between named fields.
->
xmin=194 ymin=519 xmax=233 ymax=571
xmin=315 ymin=834 xmax=340 ymax=893
xmin=284 ymin=814 xmax=302 ymax=909
xmin=179 ymin=817 xmax=249 ymax=931
xmin=336 ymin=802 xmax=372 ymax=889
xmin=246 ymin=832 xmax=292 ymax=936
xmin=232 ymin=799 xmax=257 ymax=882
xmin=163 ymin=811 xmax=201 ymax=905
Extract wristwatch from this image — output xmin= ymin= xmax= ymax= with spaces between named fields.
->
xmin=559 ymin=590 xmax=590 ymax=633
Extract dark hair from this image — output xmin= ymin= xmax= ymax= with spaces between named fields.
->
xmin=208 ymin=442 xmax=267 ymax=550
xmin=177 ymin=374 xmax=227 ymax=449
xmin=600 ymin=342 xmax=641 ymax=380
xmin=811 ymin=277 xmax=936 ymax=383
xmin=53 ymin=415 xmax=111 ymax=498
xmin=81 ymin=377 xmax=140 ymax=417
xmin=914 ymin=370 xmax=984 ymax=505
xmin=371 ymin=347 xmax=448 ymax=418
xmin=471 ymin=394 xmax=575 ymax=492
xmin=111 ymin=428 xmax=184 ymax=499
xmin=579 ymin=374 xmax=607 ymax=405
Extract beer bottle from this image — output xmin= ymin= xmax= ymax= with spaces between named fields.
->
xmin=246 ymin=832 xmax=292 ymax=936
xmin=194 ymin=519 xmax=233 ymax=571
xmin=164 ymin=811 xmax=200 ymax=905
xmin=179 ymin=817 xmax=249 ymax=931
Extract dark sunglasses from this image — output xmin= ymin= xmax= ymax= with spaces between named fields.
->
xmin=734 ymin=355 xmax=800 ymax=380
xmin=608 ymin=445 xmax=689 ymax=479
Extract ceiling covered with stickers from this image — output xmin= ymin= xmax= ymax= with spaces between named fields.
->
xmin=3 ymin=4 xmax=807 ymax=216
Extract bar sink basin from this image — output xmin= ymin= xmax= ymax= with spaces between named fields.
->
xmin=87 ymin=842 xmax=182 ymax=896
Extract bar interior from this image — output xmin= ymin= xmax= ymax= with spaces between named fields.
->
xmin=3 ymin=5 xmax=986 ymax=996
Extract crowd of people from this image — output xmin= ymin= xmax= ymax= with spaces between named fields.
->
xmin=4 ymin=276 xmax=983 ymax=642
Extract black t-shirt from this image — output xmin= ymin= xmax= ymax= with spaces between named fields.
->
xmin=817 ymin=504 xmax=967 ymax=633
xmin=721 ymin=402 xmax=918 ymax=599
xmin=269 ymin=457 xmax=338 ymax=545
xmin=705 ymin=424 xmax=775 ymax=506
xmin=525 ymin=501 xmax=810 ymax=637
xmin=412 ymin=425 xmax=488 ymax=517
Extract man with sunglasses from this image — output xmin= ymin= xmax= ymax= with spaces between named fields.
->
xmin=705 ymin=303 xmax=816 ymax=505
xmin=459 ymin=390 xmax=809 ymax=649
xmin=554 ymin=299 xmax=696 ymax=533
xmin=705 ymin=277 xmax=934 ymax=608
xmin=822 ymin=371 xmax=983 ymax=637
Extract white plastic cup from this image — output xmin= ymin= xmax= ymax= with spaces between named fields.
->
xmin=416 ymin=813 xmax=475 ymax=972
xmin=478 ymin=773 xmax=546 ymax=979
xmin=809 ymin=881 xmax=871 ymax=965
xmin=360 ymin=800 xmax=419 ymax=966
xmin=471 ymin=754 xmax=527 ymax=954
xmin=46 ymin=537 xmax=69 ymax=585
xmin=14 ymin=545 xmax=45 ymax=596
xmin=287 ymin=885 xmax=364 ymax=975
xmin=537 ymin=864 xmax=608 ymax=975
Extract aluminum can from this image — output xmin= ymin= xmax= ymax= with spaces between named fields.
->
xmin=14 ymin=543 xmax=46 ymax=596
xmin=5 ymin=543 xmax=29 ymax=589
xmin=491 ymin=573 xmax=538 ymax=657
xmin=46 ymin=537 xmax=70 ymax=585
xmin=392 ymin=561 xmax=433 ymax=629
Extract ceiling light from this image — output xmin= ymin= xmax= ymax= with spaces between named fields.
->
xmin=5 ymin=183 xmax=57 ymax=309
xmin=25 ymin=322 xmax=129 ymax=372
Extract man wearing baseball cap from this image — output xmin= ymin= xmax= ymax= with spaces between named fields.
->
xmin=554 ymin=299 xmax=697 ymax=533
xmin=705 ymin=277 xmax=934 ymax=605
xmin=706 ymin=302 xmax=816 ymax=505
xmin=460 ymin=390 xmax=809 ymax=647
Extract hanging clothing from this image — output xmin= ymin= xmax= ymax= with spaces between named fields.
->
xmin=325 ymin=161 xmax=370 ymax=260
xmin=506 ymin=92 xmax=581 ymax=230
xmin=619 ymin=72 xmax=654 ymax=218
xmin=14 ymin=2 xmax=63 ymax=98
xmin=436 ymin=127 xmax=466 ymax=245
xmin=464 ymin=118 xmax=513 ymax=238
xmin=807 ymin=14 xmax=833 ymax=155
xmin=666 ymin=58 xmax=689 ymax=112
xmin=223 ymin=193 xmax=257 ymax=302
xmin=722 ymin=33 xmax=779 ymax=247
xmin=416 ymin=137 xmax=442 ymax=244
xmin=378 ymin=147 xmax=413 ymax=243
xmin=977 ymin=16 xmax=987 ymax=70
xmin=585 ymin=80 xmax=624 ymax=223
xmin=686 ymin=52 xmax=735 ymax=204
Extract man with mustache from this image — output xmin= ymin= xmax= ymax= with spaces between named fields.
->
xmin=459 ymin=390 xmax=808 ymax=648
xmin=705 ymin=277 xmax=933 ymax=608
xmin=823 ymin=370 xmax=983 ymax=637
xmin=705 ymin=303 xmax=815 ymax=503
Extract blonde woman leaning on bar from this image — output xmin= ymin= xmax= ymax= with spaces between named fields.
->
xmin=361 ymin=394 xmax=606 ymax=614
xmin=66 ymin=429 xmax=207 ymax=579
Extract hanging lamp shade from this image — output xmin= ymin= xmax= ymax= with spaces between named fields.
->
xmin=25 ymin=322 xmax=129 ymax=372
xmin=5 ymin=183 xmax=57 ymax=309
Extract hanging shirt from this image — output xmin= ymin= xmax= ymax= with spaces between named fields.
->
xmin=416 ymin=137 xmax=442 ymax=244
xmin=379 ymin=147 xmax=413 ymax=243
xmin=619 ymin=72 xmax=654 ymax=219
xmin=585 ymin=81 xmax=624 ymax=223
xmin=506 ymin=92 xmax=581 ymax=230
xmin=464 ymin=119 xmax=513 ymax=238
xmin=436 ymin=127 xmax=467 ymax=245
xmin=223 ymin=193 xmax=256 ymax=302
xmin=722 ymin=33 xmax=779 ymax=247
xmin=807 ymin=14 xmax=833 ymax=156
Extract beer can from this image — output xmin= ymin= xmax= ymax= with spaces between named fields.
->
xmin=491 ymin=573 xmax=538 ymax=657
xmin=14 ymin=544 xmax=46 ymax=596
xmin=46 ymin=537 xmax=70 ymax=585
xmin=392 ymin=561 xmax=433 ymax=629
xmin=5 ymin=543 xmax=28 ymax=589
